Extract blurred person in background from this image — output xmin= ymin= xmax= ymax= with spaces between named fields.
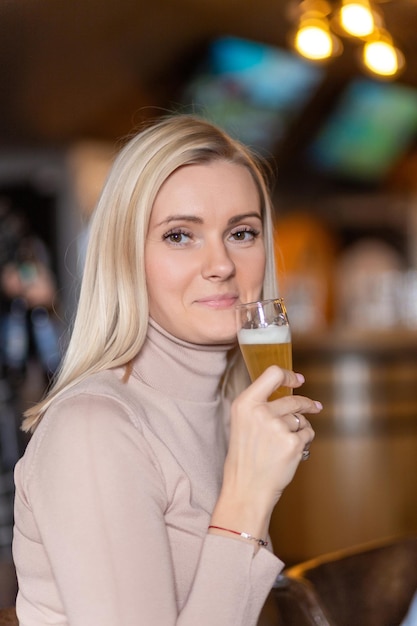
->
xmin=0 ymin=201 xmax=60 ymax=557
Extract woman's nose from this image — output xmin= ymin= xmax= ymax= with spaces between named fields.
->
xmin=201 ymin=241 xmax=236 ymax=280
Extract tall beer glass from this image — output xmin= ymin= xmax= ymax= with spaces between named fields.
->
xmin=236 ymin=298 xmax=292 ymax=399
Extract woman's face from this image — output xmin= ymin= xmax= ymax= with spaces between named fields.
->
xmin=145 ymin=161 xmax=266 ymax=344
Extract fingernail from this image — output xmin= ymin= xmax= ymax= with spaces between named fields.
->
xmin=296 ymin=373 xmax=305 ymax=384
xmin=314 ymin=401 xmax=323 ymax=410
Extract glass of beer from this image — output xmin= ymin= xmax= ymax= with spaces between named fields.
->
xmin=235 ymin=298 xmax=292 ymax=399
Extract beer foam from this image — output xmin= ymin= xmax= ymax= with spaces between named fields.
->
xmin=238 ymin=325 xmax=291 ymax=345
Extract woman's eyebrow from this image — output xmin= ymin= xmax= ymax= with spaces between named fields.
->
xmin=228 ymin=212 xmax=262 ymax=225
xmin=156 ymin=215 xmax=203 ymax=227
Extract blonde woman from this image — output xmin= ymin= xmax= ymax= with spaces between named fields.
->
xmin=13 ymin=115 xmax=320 ymax=625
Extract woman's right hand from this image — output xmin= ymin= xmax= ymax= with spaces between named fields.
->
xmin=211 ymin=366 xmax=321 ymax=542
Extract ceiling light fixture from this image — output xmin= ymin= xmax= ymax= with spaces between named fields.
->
xmin=362 ymin=35 xmax=405 ymax=76
xmin=291 ymin=0 xmax=405 ymax=79
xmin=294 ymin=18 xmax=335 ymax=59
xmin=339 ymin=0 xmax=375 ymax=37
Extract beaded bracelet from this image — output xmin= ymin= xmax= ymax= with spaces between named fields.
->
xmin=208 ymin=525 xmax=268 ymax=547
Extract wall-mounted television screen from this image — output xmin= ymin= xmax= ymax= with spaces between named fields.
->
xmin=182 ymin=36 xmax=324 ymax=156
xmin=307 ymin=77 xmax=417 ymax=183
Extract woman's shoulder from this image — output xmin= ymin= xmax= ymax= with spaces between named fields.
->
xmin=49 ymin=367 xmax=149 ymax=429
xmin=56 ymin=367 xmax=130 ymax=399
xmin=25 ymin=369 xmax=147 ymax=459
xmin=15 ymin=369 xmax=168 ymax=507
xmin=42 ymin=369 xmax=137 ymax=421
xmin=17 ymin=368 xmax=159 ymax=489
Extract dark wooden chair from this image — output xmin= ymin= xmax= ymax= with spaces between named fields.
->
xmin=258 ymin=534 xmax=417 ymax=625
xmin=258 ymin=573 xmax=333 ymax=625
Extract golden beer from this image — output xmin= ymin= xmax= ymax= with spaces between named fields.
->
xmin=238 ymin=325 xmax=292 ymax=399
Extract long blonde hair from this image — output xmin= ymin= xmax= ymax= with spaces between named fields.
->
xmin=23 ymin=114 xmax=278 ymax=432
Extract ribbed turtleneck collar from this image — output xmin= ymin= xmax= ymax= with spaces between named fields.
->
xmin=132 ymin=319 xmax=236 ymax=403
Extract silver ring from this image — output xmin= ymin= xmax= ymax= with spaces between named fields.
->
xmin=302 ymin=449 xmax=310 ymax=461
xmin=294 ymin=415 xmax=301 ymax=432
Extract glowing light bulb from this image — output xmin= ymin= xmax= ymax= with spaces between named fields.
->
xmin=340 ymin=2 xmax=374 ymax=37
xmin=295 ymin=24 xmax=333 ymax=59
xmin=363 ymin=40 xmax=400 ymax=76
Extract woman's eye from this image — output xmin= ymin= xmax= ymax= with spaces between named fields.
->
xmin=230 ymin=228 xmax=259 ymax=242
xmin=163 ymin=230 xmax=192 ymax=245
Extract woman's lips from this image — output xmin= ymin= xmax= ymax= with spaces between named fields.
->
xmin=195 ymin=294 xmax=238 ymax=309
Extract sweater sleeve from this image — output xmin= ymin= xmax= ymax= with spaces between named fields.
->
xmin=19 ymin=393 xmax=282 ymax=626
xmin=178 ymin=535 xmax=282 ymax=626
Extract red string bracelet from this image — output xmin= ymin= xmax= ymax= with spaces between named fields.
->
xmin=208 ymin=525 xmax=268 ymax=547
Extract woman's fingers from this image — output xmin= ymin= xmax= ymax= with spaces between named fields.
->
xmin=242 ymin=366 xmax=323 ymax=415
xmin=283 ymin=413 xmax=307 ymax=433
xmin=240 ymin=365 xmax=305 ymax=403
xmin=269 ymin=388 xmax=322 ymax=412
xmin=236 ymin=366 xmax=322 ymax=429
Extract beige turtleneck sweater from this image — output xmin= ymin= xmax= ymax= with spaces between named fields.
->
xmin=13 ymin=320 xmax=282 ymax=625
